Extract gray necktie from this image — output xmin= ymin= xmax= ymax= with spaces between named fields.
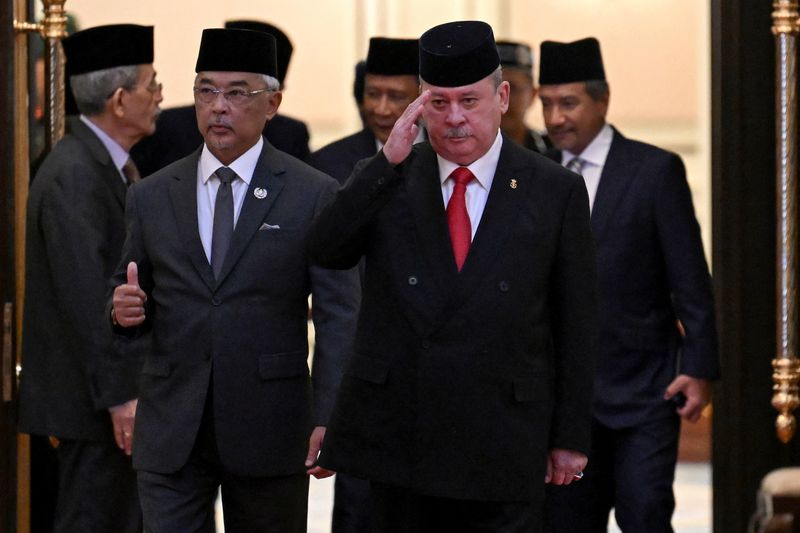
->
xmin=211 ymin=167 xmax=237 ymax=279
xmin=565 ymin=157 xmax=586 ymax=176
xmin=122 ymin=157 xmax=141 ymax=186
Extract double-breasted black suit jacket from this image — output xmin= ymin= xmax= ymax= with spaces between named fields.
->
xmin=19 ymin=118 xmax=144 ymax=441
xmin=130 ymin=105 xmax=311 ymax=176
xmin=308 ymin=128 xmax=377 ymax=185
xmin=310 ymin=137 xmax=597 ymax=503
xmin=550 ymin=127 xmax=720 ymax=429
xmin=110 ymin=139 xmax=360 ymax=476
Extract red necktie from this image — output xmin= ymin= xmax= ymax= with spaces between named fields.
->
xmin=446 ymin=167 xmax=474 ymax=271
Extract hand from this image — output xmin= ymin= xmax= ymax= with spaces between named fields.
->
xmin=109 ymin=398 xmax=138 ymax=456
xmin=664 ymin=374 xmax=711 ymax=423
xmin=383 ymin=90 xmax=431 ymax=165
xmin=305 ymin=426 xmax=335 ymax=479
xmin=112 ymin=262 xmax=147 ymax=327
xmin=546 ymin=448 xmax=587 ymax=486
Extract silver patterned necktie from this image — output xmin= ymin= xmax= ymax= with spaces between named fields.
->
xmin=565 ymin=157 xmax=586 ymax=176
xmin=211 ymin=167 xmax=237 ymax=279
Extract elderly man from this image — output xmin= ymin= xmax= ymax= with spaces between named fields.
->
xmin=497 ymin=40 xmax=551 ymax=154
xmin=19 ymin=24 xmax=161 ymax=532
xmin=538 ymin=38 xmax=720 ymax=533
xmin=310 ymin=37 xmax=421 ymax=185
xmin=310 ymin=20 xmax=596 ymax=532
xmin=110 ymin=28 xmax=359 ymax=532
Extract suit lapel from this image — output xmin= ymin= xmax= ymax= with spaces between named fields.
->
xmin=214 ymin=140 xmax=285 ymax=287
xmin=168 ymin=148 xmax=217 ymax=292
xmin=71 ymin=118 xmax=127 ymax=208
xmin=590 ymin=129 xmax=636 ymax=239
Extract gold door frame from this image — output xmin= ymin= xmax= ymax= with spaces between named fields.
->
xmin=12 ymin=1 xmax=67 ymax=531
xmin=771 ymin=0 xmax=800 ymax=443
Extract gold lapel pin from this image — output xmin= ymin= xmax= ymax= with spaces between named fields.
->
xmin=510 ymin=179 xmax=518 ymax=189
xmin=254 ymin=187 xmax=268 ymax=199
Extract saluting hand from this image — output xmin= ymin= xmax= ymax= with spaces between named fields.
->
xmin=383 ymin=90 xmax=431 ymax=166
xmin=112 ymin=262 xmax=147 ymax=327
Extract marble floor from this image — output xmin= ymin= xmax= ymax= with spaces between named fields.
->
xmin=216 ymin=462 xmax=712 ymax=532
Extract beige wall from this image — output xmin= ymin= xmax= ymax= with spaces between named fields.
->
xmin=53 ymin=0 xmax=711 ymax=259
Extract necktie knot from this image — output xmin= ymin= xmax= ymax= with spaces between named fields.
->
xmin=565 ymin=157 xmax=586 ymax=175
xmin=122 ymin=157 xmax=141 ymax=185
xmin=215 ymin=167 xmax=236 ymax=185
xmin=450 ymin=167 xmax=474 ymax=187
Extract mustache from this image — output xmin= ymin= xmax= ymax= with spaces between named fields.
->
xmin=208 ymin=118 xmax=233 ymax=130
xmin=443 ymin=127 xmax=472 ymax=139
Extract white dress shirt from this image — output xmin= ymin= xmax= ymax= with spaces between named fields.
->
xmin=196 ymin=137 xmax=263 ymax=262
xmin=561 ymin=123 xmax=614 ymax=212
xmin=437 ymin=130 xmax=503 ymax=240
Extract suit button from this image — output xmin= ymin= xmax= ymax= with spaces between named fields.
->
xmin=377 ymin=177 xmax=386 ymax=185
xmin=422 ymin=339 xmax=431 ymax=349
xmin=212 ymin=297 xmax=222 ymax=306
xmin=498 ymin=281 xmax=510 ymax=292
xmin=408 ymin=275 xmax=418 ymax=286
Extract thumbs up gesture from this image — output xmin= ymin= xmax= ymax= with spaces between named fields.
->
xmin=112 ymin=262 xmax=147 ymax=327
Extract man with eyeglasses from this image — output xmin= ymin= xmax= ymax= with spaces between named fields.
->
xmin=19 ymin=24 xmax=161 ymax=532
xmin=110 ymin=28 xmax=360 ymax=532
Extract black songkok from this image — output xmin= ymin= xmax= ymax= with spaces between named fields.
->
xmin=419 ymin=20 xmax=500 ymax=87
xmin=63 ymin=24 xmax=154 ymax=75
xmin=225 ymin=20 xmax=293 ymax=84
xmin=195 ymin=28 xmax=278 ymax=78
xmin=538 ymin=37 xmax=606 ymax=85
xmin=496 ymin=40 xmax=533 ymax=77
xmin=366 ymin=37 xmax=419 ymax=76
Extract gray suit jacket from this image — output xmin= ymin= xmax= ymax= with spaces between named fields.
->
xmin=111 ymin=139 xmax=360 ymax=476
xmin=19 ymin=117 xmax=144 ymax=441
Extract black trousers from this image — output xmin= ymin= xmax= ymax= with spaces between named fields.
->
xmin=54 ymin=437 xmax=141 ymax=533
xmin=370 ymin=481 xmax=542 ymax=533
xmin=332 ymin=473 xmax=372 ymax=533
xmin=543 ymin=415 xmax=680 ymax=533
xmin=137 ymin=393 xmax=309 ymax=533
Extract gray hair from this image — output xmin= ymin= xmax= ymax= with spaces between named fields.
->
xmin=70 ymin=65 xmax=140 ymax=116
xmin=585 ymin=80 xmax=610 ymax=101
xmin=419 ymin=66 xmax=504 ymax=91
xmin=193 ymin=73 xmax=281 ymax=92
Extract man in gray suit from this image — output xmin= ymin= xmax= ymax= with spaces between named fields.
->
xmin=111 ymin=28 xmax=360 ymax=532
xmin=19 ymin=24 xmax=161 ymax=532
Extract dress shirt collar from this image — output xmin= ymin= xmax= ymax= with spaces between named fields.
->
xmin=437 ymin=129 xmax=503 ymax=191
xmin=80 ymin=114 xmax=130 ymax=173
xmin=560 ymin=122 xmax=613 ymax=168
xmin=199 ymin=136 xmax=262 ymax=186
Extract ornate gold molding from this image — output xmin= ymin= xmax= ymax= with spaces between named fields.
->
xmin=772 ymin=0 xmax=800 ymax=443
xmin=772 ymin=0 xmax=800 ymax=35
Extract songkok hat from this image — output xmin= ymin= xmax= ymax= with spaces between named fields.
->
xmin=539 ymin=37 xmax=605 ymax=85
xmin=366 ymin=37 xmax=419 ymax=76
xmin=62 ymin=24 xmax=154 ymax=75
xmin=353 ymin=60 xmax=367 ymax=103
xmin=496 ymin=40 xmax=533 ymax=77
xmin=225 ymin=20 xmax=293 ymax=84
xmin=195 ymin=28 xmax=278 ymax=78
xmin=419 ymin=20 xmax=499 ymax=87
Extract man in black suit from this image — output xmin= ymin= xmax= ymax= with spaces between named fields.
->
xmin=131 ymin=19 xmax=311 ymax=176
xmin=19 ymin=24 xmax=162 ymax=532
xmin=538 ymin=38 xmax=720 ymax=533
xmin=496 ymin=40 xmax=551 ymax=154
xmin=111 ymin=28 xmax=359 ymax=532
xmin=310 ymin=21 xmax=596 ymax=532
xmin=309 ymin=37 xmax=421 ymax=185
xmin=310 ymin=36 xmax=420 ymax=533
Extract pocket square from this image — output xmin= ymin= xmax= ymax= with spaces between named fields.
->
xmin=259 ymin=222 xmax=281 ymax=231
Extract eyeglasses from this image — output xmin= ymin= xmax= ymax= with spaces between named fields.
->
xmin=144 ymin=81 xmax=163 ymax=94
xmin=193 ymin=86 xmax=273 ymax=105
